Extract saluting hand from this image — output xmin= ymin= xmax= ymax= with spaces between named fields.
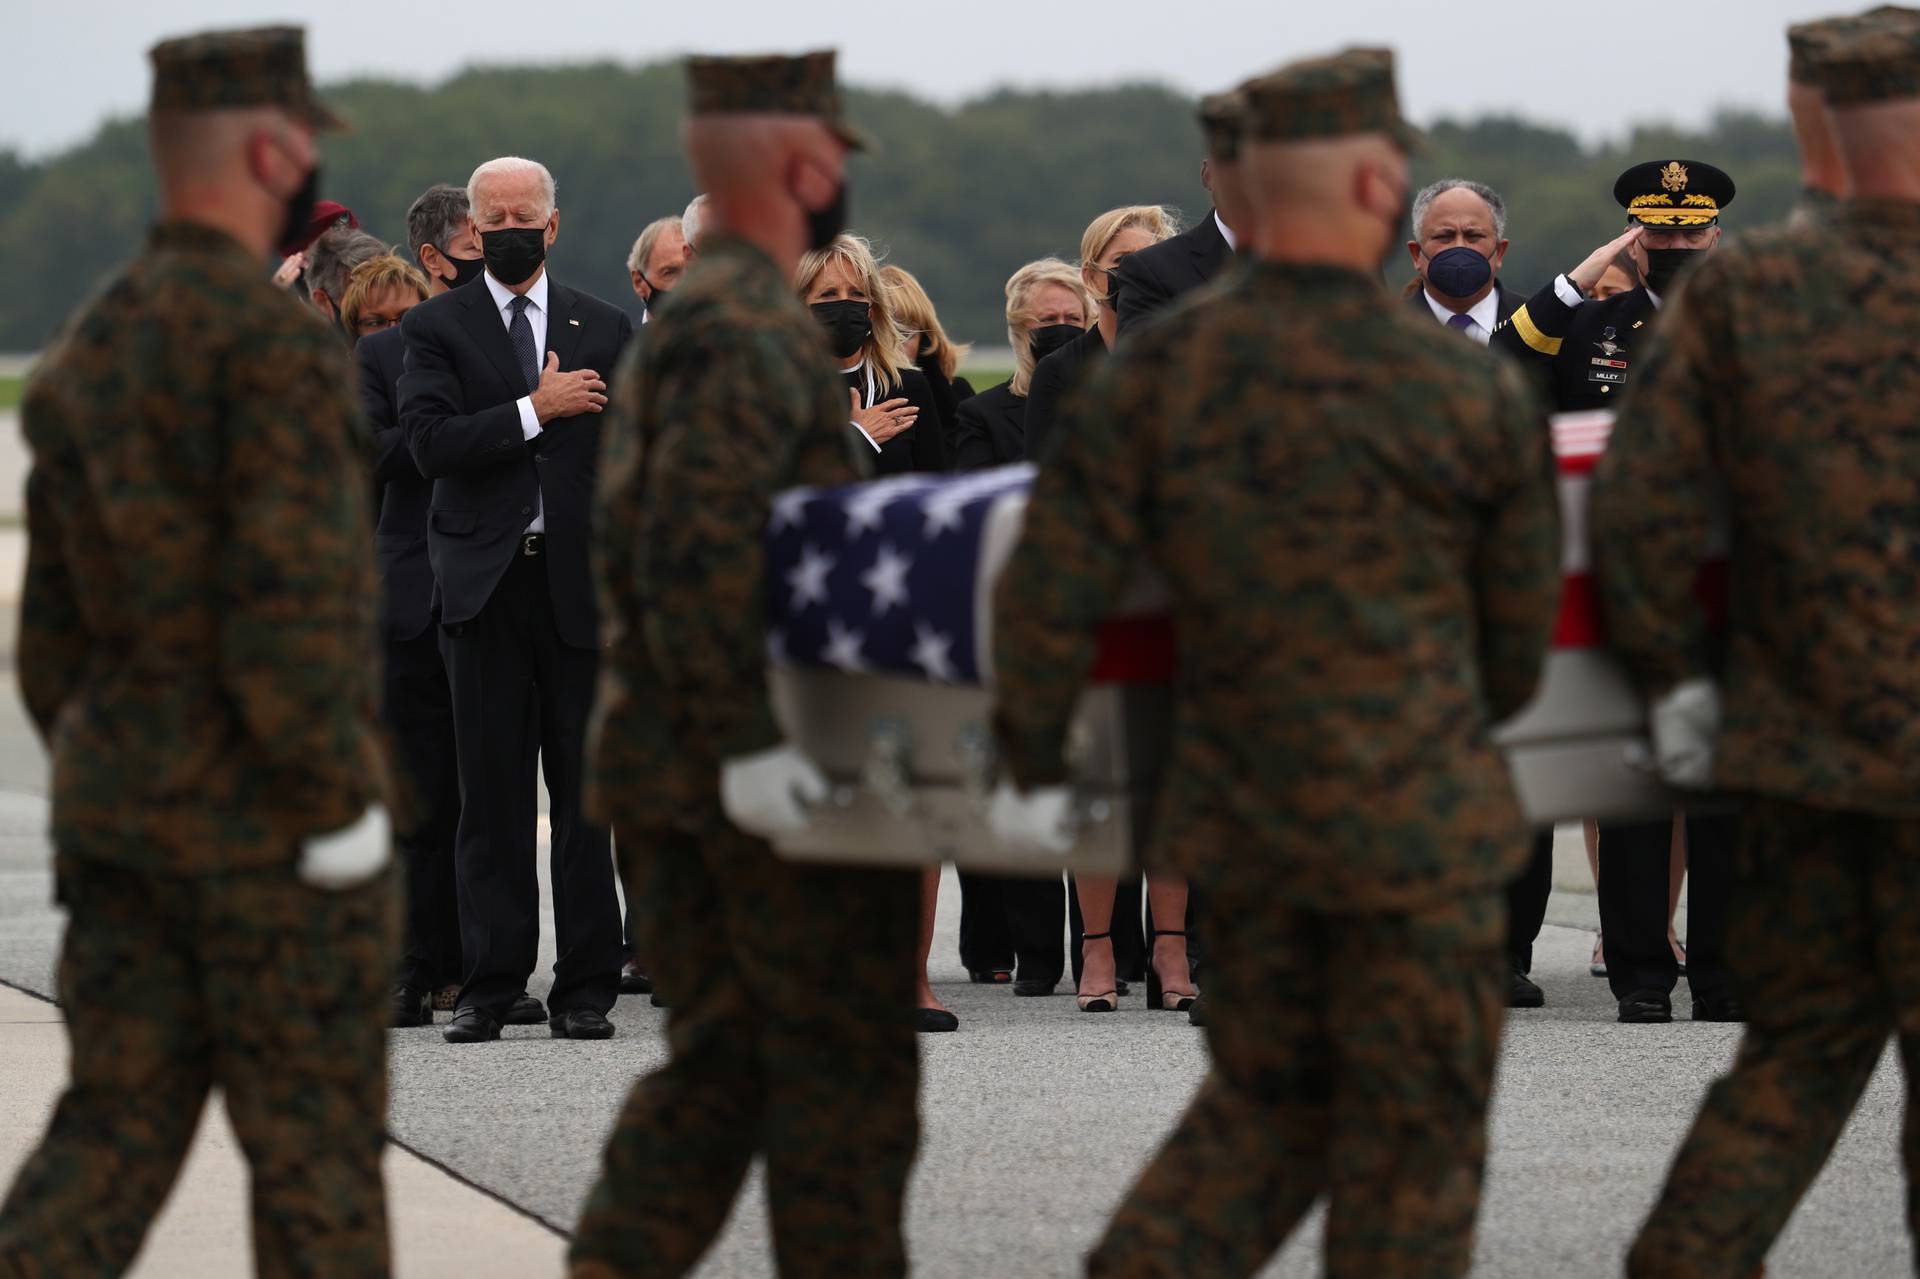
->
xmin=530 ymin=351 xmax=608 ymax=423
xmin=851 ymin=388 xmax=918 ymax=446
xmin=1569 ymin=226 xmax=1644 ymax=295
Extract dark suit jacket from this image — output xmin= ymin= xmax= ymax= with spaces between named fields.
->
xmin=952 ymin=382 xmax=1026 ymax=471
xmin=356 ymin=325 xmax=435 ymax=641
xmin=398 ymin=273 xmax=634 ymax=649
xmin=1490 ymin=279 xmax=1658 ymax=414
xmin=1114 ymin=210 xmax=1232 ymax=336
xmin=1022 ymin=327 xmax=1107 ymax=462
xmin=847 ymin=364 xmax=949 ymax=474
xmin=1403 ymin=278 xmax=1525 ymax=331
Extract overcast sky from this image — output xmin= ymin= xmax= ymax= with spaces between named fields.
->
xmin=11 ymin=0 xmax=1836 ymax=158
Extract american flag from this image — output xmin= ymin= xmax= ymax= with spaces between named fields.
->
xmin=765 ymin=464 xmax=1037 ymax=686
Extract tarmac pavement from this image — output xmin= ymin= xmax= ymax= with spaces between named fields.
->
xmin=0 ymin=659 xmax=1909 ymax=1275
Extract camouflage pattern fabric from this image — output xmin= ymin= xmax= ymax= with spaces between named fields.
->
xmin=148 ymin=25 xmax=344 ymax=129
xmin=1088 ymin=875 xmax=1505 ymax=1278
xmin=991 ymin=256 xmax=1554 ymax=1275
xmin=1198 ymin=89 xmax=1248 ymax=163
xmin=1240 ymin=48 xmax=1424 ymax=151
xmin=584 ymin=233 xmax=867 ymax=832
xmin=0 ymin=852 xmax=397 ymax=1278
xmin=1627 ymin=798 xmax=1920 ymax=1279
xmin=573 ymin=233 xmax=917 ymax=1277
xmin=684 ymin=52 xmax=870 ymax=151
xmin=569 ymin=819 xmax=918 ymax=1279
xmin=0 ymin=215 xmax=398 ymax=1275
xmin=1807 ymin=9 xmax=1920 ymax=104
xmin=18 ymin=220 xmax=397 ymax=873
xmin=1591 ymin=200 xmax=1920 ymax=815
xmin=1786 ymin=185 xmax=1841 ymax=229
xmin=992 ymin=259 xmax=1561 ymax=912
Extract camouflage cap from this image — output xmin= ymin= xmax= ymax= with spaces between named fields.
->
xmin=1808 ymin=7 xmax=1920 ymax=104
xmin=1789 ymin=8 xmax=1919 ymax=85
xmin=686 ymin=50 xmax=872 ymax=151
xmin=149 ymin=25 xmax=344 ymax=130
xmin=1240 ymin=48 xmax=1425 ymax=152
xmin=1198 ymin=89 xmax=1249 ymax=163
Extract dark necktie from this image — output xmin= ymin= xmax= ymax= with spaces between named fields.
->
xmin=508 ymin=294 xmax=539 ymax=394
xmin=1447 ymin=313 xmax=1477 ymax=335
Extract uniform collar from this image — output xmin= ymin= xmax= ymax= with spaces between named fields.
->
xmin=1841 ymin=198 xmax=1920 ymax=233
xmin=148 ymin=219 xmax=254 ymax=261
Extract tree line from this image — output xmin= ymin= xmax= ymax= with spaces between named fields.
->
xmin=0 ymin=61 xmax=1801 ymax=352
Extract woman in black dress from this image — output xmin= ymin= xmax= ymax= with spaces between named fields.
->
xmin=795 ymin=234 xmax=948 ymax=475
xmin=952 ymin=258 xmax=1093 ymax=472
xmin=880 ymin=264 xmax=975 ymax=457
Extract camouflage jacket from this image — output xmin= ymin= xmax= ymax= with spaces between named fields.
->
xmin=992 ymin=260 xmax=1561 ymax=910
xmin=586 ymin=234 xmax=864 ymax=832
xmin=19 ymin=220 xmax=394 ymax=872
xmin=1592 ymin=199 xmax=1920 ymax=816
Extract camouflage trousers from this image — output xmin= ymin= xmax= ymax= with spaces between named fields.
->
xmin=1629 ymin=798 xmax=1920 ymax=1279
xmin=0 ymin=848 xmax=397 ymax=1279
xmin=1087 ymin=881 xmax=1505 ymax=1279
xmin=569 ymin=816 xmax=920 ymax=1279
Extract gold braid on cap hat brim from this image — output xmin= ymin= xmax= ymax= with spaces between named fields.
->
xmin=1627 ymin=193 xmax=1720 ymax=226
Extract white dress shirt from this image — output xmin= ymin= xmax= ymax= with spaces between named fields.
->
xmin=844 ymin=358 xmax=883 ymax=454
xmin=1423 ymin=284 xmax=1503 ymax=345
xmin=1554 ymin=272 xmax=1661 ymax=312
xmin=483 ymin=268 xmax=548 ymax=532
xmin=1214 ymin=210 xmax=1238 ymax=253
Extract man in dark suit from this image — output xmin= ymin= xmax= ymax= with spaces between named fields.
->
xmin=399 ymin=155 xmax=634 ymax=1043
xmin=1402 ymin=178 xmax=1524 ymax=344
xmin=1399 ymin=178 xmax=1542 ymax=1008
xmin=355 ymin=185 xmax=486 ymax=1029
xmin=1111 ymin=124 xmax=1243 ymax=337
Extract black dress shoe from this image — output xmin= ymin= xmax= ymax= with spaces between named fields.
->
xmin=1012 ymin=977 xmax=1058 ymax=997
xmin=390 ymin=984 xmax=431 ymax=1028
xmin=1693 ymin=991 xmax=1746 ymax=1022
xmin=1618 ymin=989 xmax=1674 ymax=1024
xmin=967 ymin=968 xmax=1013 ymax=985
xmin=1187 ymin=994 xmax=1208 ymax=1028
xmin=1509 ymin=964 xmax=1545 ymax=1009
xmin=620 ymin=960 xmax=652 ymax=995
xmin=444 ymin=1006 xmax=501 ymax=1043
xmin=504 ymin=993 xmax=547 ymax=1025
xmin=917 ymin=1007 xmax=959 ymax=1033
xmin=550 ymin=1008 xmax=615 ymax=1040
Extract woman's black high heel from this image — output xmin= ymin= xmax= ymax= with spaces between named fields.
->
xmin=1077 ymin=931 xmax=1119 ymax=1013
xmin=1147 ymin=928 xmax=1198 ymax=1013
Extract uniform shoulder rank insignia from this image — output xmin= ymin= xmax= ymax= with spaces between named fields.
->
xmin=1661 ymin=161 xmax=1689 ymax=192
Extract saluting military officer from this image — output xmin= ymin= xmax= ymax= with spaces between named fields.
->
xmin=1493 ymin=156 xmax=1747 ymax=1025
xmin=0 ymin=26 xmax=401 ymax=1279
xmin=568 ymin=52 xmax=922 ymax=1279
xmin=1595 ymin=14 xmax=1920 ymax=1276
xmin=989 ymin=50 xmax=1561 ymax=1278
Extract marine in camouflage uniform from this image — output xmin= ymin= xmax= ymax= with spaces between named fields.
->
xmin=567 ymin=53 xmax=920 ymax=1279
xmin=1593 ymin=15 xmax=1920 ymax=1278
xmin=0 ymin=26 xmax=399 ymax=1279
xmin=991 ymin=52 xmax=1561 ymax=1279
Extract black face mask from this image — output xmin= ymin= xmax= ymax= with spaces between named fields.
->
xmin=1029 ymin=323 xmax=1083 ymax=364
xmin=441 ymin=254 xmax=487 ymax=289
xmin=807 ymin=181 xmax=849 ymax=252
xmin=276 ymin=164 xmax=320 ymax=256
xmin=481 ymin=225 xmax=548 ymax=286
xmin=640 ymin=273 xmax=671 ymax=308
xmin=810 ymin=299 xmax=872 ymax=360
xmin=1642 ymin=247 xmax=1704 ymax=295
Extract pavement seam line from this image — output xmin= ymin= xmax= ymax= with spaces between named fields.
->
xmin=3 ymin=971 xmax=572 ymax=1241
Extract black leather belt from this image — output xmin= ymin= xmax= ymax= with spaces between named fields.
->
xmin=520 ymin=533 xmax=546 ymax=557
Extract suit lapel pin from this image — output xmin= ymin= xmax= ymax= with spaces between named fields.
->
xmin=568 ymin=318 xmax=581 ymax=327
